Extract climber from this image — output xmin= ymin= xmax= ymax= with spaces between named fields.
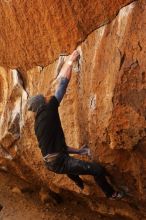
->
xmin=27 ymin=50 xmax=123 ymax=199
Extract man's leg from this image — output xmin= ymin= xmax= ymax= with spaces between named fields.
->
xmin=63 ymin=156 xmax=115 ymax=198
xmin=67 ymin=174 xmax=84 ymax=190
xmin=55 ymin=50 xmax=80 ymax=103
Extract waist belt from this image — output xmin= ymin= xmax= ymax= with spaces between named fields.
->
xmin=43 ymin=153 xmax=59 ymax=163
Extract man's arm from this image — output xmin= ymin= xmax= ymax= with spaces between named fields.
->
xmin=67 ymin=144 xmax=91 ymax=157
xmin=67 ymin=146 xmax=81 ymax=154
xmin=53 ymin=50 xmax=80 ymax=104
xmin=56 ymin=50 xmax=80 ymax=81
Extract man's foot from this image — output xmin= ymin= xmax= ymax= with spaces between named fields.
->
xmin=110 ymin=191 xmax=124 ymax=200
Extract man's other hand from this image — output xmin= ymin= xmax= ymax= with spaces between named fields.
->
xmin=79 ymin=144 xmax=91 ymax=157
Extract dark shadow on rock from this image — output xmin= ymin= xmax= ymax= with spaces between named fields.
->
xmin=0 ymin=204 xmax=3 ymax=211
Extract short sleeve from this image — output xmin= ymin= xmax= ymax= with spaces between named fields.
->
xmin=46 ymin=96 xmax=59 ymax=109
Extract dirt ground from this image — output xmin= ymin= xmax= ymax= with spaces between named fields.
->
xmin=0 ymin=171 xmax=136 ymax=220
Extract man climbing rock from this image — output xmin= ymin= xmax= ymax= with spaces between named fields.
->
xmin=27 ymin=50 xmax=122 ymax=199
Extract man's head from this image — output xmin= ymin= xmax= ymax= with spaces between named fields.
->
xmin=27 ymin=94 xmax=46 ymax=112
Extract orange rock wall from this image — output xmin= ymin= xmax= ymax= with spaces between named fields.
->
xmin=0 ymin=0 xmax=133 ymax=70
xmin=0 ymin=0 xmax=146 ymax=219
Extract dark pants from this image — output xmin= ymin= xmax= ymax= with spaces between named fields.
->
xmin=45 ymin=153 xmax=115 ymax=197
xmin=49 ymin=77 xmax=115 ymax=197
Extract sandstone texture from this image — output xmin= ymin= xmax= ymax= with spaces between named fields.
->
xmin=0 ymin=0 xmax=146 ymax=219
xmin=0 ymin=0 xmax=133 ymax=70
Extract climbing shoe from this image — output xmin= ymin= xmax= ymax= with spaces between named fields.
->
xmin=111 ymin=191 xmax=124 ymax=200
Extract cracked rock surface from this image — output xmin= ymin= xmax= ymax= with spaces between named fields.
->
xmin=0 ymin=0 xmax=146 ymax=219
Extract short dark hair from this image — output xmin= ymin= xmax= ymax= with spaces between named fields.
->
xmin=27 ymin=94 xmax=45 ymax=112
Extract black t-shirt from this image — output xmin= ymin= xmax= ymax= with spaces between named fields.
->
xmin=34 ymin=96 xmax=67 ymax=156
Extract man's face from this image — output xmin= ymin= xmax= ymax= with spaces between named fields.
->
xmin=27 ymin=104 xmax=35 ymax=112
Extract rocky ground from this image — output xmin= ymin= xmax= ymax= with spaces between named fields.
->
xmin=0 ymin=170 xmax=103 ymax=220
xmin=0 ymin=171 xmax=145 ymax=220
